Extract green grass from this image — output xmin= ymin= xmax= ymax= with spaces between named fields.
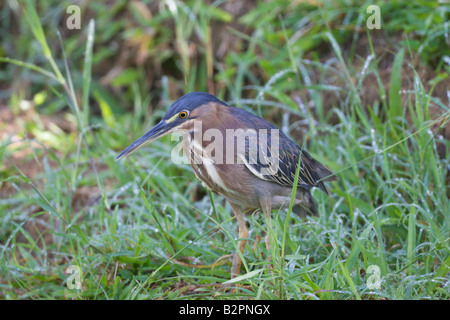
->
xmin=0 ymin=0 xmax=449 ymax=300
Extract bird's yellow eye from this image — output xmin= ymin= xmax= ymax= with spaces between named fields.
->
xmin=179 ymin=111 xmax=188 ymax=119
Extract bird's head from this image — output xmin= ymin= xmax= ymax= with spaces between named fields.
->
xmin=115 ymin=92 xmax=228 ymax=160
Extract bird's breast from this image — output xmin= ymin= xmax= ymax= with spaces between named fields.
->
xmin=183 ymin=134 xmax=237 ymax=197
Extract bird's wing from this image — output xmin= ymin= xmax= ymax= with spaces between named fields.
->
xmin=238 ymin=127 xmax=335 ymax=194
xmin=230 ymin=107 xmax=336 ymax=193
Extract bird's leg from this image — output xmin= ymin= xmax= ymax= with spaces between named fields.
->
xmin=260 ymin=200 xmax=272 ymax=251
xmin=229 ymin=203 xmax=248 ymax=279
xmin=260 ymin=199 xmax=273 ymax=272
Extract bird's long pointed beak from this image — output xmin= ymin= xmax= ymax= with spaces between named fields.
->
xmin=115 ymin=120 xmax=172 ymax=160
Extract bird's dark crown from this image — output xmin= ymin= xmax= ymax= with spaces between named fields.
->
xmin=163 ymin=92 xmax=229 ymax=120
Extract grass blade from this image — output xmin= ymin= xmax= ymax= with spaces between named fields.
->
xmin=388 ymin=48 xmax=405 ymax=121
xmin=82 ymin=19 xmax=95 ymax=128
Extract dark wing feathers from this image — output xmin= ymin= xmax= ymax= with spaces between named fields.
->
xmin=233 ymin=107 xmax=336 ymax=193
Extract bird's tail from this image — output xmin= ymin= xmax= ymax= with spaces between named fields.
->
xmin=292 ymin=191 xmax=318 ymax=217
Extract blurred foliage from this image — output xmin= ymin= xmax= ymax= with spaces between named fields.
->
xmin=1 ymin=0 xmax=449 ymax=119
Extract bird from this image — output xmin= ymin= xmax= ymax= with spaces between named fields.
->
xmin=116 ymin=91 xmax=337 ymax=278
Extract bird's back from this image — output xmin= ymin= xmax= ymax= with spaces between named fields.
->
xmin=229 ymin=106 xmax=337 ymax=193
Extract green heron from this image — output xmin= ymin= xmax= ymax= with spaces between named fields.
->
xmin=116 ymin=92 xmax=336 ymax=278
